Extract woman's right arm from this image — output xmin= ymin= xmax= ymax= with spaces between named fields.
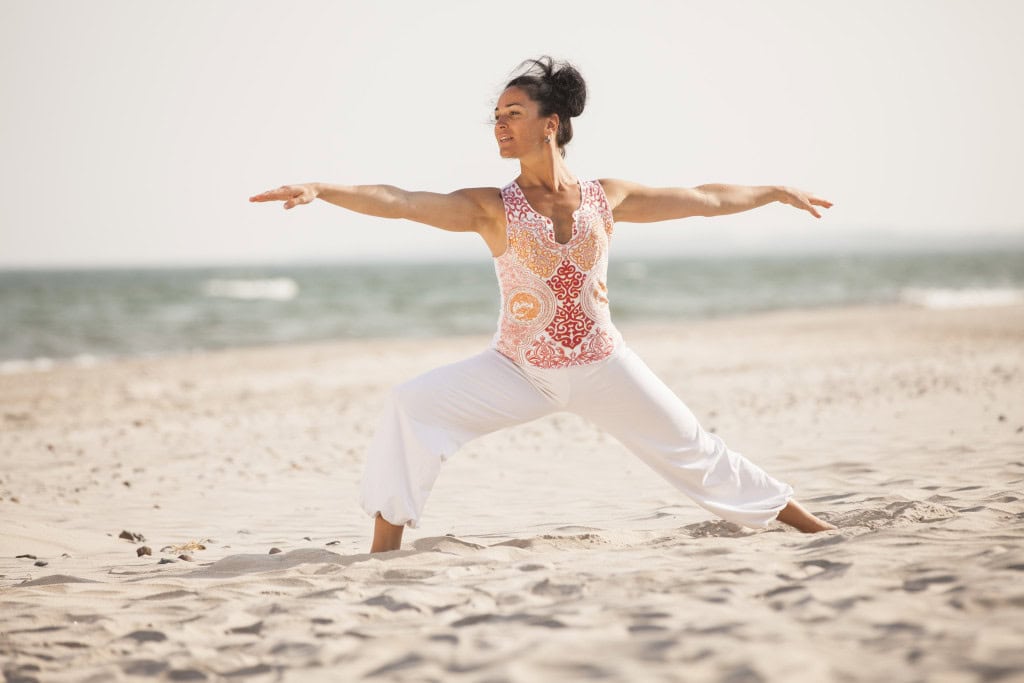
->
xmin=248 ymin=183 xmax=499 ymax=234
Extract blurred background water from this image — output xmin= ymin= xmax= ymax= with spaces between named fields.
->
xmin=1 ymin=249 xmax=1022 ymax=371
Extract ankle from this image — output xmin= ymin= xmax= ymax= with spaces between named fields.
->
xmin=371 ymin=513 xmax=405 ymax=552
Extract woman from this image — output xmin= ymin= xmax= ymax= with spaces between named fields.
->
xmin=250 ymin=57 xmax=836 ymax=553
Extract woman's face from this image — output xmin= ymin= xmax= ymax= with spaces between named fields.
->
xmin=494 ymin=86 xmax=555 ymax=159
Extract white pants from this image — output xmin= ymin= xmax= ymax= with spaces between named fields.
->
xmin=360 ymin=345 xmax=794 ymax=529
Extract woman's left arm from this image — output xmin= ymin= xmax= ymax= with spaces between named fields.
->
xmin=600 ymin=179 xmax=832 ymax=222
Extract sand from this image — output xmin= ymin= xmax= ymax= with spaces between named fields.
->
xmin=2 ymin=304 xmax=1023 ymax=682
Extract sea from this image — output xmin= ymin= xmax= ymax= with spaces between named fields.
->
xmin=1 ymin=249 xmax=1022 ymax=373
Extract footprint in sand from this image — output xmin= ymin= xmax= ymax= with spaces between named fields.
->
xmin=411 ymin=537 xmax=485 ymax=554
xmin=683 ymin=520 xmax=751 ymax=538
xmin=827 ymin=499 xmax=958 ymax=530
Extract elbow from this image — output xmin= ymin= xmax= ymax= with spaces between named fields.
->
xmin=379 ymin=185 xmax=410 ymax=220
xmin=697 ymin=188 xmax=721 ymax=217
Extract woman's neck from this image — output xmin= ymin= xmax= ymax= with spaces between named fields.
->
xmin=517 ymin=152 xmax=576 ymax=192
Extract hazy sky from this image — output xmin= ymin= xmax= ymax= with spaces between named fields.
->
xmin=1 ymin=0 xmax=1022 ymax=267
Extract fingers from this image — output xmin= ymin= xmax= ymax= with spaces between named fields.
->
xmin=248 ymin=186 xmax=292 ymax=203
xmin=798 ymin=193 xmax=831 ymax=219
xmin=283 ymin=189 xmax=311 ymax=210
xmin=249 ymin=185 xmax=312 ymax=210
xmin=809 ymin=196 xmax=831 ymax=219
xmin=778 ymin=188 xmax=831 ymax=219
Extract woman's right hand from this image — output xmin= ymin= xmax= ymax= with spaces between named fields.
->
xmin=248 ymin=183 xmax=320 ymax=210
xmin=247 ymin=181 xmax=504 ymax=255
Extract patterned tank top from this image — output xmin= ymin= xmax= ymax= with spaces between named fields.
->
xmin=490 ymin=179 xmax=623 ymax=368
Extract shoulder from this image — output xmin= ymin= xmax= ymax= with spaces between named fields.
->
xmin=594 ymin=178 xmax=639 ymax=211
xmin=451 ymin=186 xmax=506 ymax=217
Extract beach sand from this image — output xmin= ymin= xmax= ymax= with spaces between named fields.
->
xmin=2 ymin=304 xmax=1023 ymax=682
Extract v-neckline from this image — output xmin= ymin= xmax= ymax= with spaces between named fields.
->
xmin=513 ymin=180 xmax=585 ymax=247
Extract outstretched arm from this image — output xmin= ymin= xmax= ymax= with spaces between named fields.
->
xmin=600 ymin=179 xmax=832 ymax=223
xmin=248 ymin=183 xmax=499 ymax=234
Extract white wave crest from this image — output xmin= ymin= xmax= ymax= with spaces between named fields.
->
xmin=900 ymin=287 xmax=1024 ymax=310
xmin=203 ymin=278 xmax=298 ymax=301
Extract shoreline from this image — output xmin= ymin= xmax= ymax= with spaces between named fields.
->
xmin=2 ymin=299 xmax=1020 ymax=375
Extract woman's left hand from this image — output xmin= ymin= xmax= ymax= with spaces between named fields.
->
xmin=775 ymin=187 xmax=833 ymax=219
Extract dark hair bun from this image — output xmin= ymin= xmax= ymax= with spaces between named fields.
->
xmin=548 ymin=64 xmax=586 ymax=118
xmin=507 ymin=56 xmax=587 ymax=119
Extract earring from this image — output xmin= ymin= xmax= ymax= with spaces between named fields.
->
xmin=543 ymin=135 xmax=551 ymax=144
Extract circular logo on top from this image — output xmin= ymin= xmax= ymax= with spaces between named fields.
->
xmin=504 ymin=285 xmax=556 ymax=327
xmin=508 ymin=291 xmax=542 ymax=322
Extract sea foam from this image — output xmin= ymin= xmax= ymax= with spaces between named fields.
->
xmin=899 ymin=287 xmax=1024 ymax=310
xmin=202 ymin=278 xmax=298 ymax=301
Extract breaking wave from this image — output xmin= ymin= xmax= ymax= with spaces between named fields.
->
xmin=202 ymin=278 xmax=298 ymax=301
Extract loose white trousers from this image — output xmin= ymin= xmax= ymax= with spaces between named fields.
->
xmin=360 ymin=346 xmax=794 ymax=529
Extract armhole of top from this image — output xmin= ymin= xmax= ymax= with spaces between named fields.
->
xmin=498 ymin=184 xmax=514 ymax=234
xmin=592 ymin=180 xmax=615 ymax=237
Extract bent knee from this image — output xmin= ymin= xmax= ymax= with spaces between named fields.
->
xmin=390 ymin=377 xmax=434 ymax=415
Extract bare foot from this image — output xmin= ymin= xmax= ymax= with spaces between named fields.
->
xmin=775 ymin=499 xmax=838 ymax=533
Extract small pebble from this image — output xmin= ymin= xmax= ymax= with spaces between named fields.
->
xmin=325 ymin=541 xmax=340 ymax=546
xmin=34 ymin=560 xmax=48 ymax=567
xmin=137 ymin=546 xmax=152 ymax=557
xmin=303 ymin=536 xmax=312 ymax=541
xmin=998 ymin=414 xmax=1007 ymax=422
xmin=269 ymin=547 xmax=282 ymax=555
xmin=16 ymin=554 xmax=37 ymax=560
xmin=119 ymin=530 xmax=146 ymax=542
xmin=177 ymin=554 xmax=193 ymax=562
xmin=158 ymin=558 xmax=176 ymax=564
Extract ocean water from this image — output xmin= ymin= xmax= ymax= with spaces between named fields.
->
xmin=1 ymin=250 xmax=1022 ymax=371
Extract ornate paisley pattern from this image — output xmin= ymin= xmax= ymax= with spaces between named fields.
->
xmin=568 ymin=221 xmax=599 ymax=271
xmin=547 ymin=259 xmax=585 ymax=301
xmin=491 ymin=180 xmax=622 ymax=368
xmin=508 ymin=226 xmax=560 ymax=279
